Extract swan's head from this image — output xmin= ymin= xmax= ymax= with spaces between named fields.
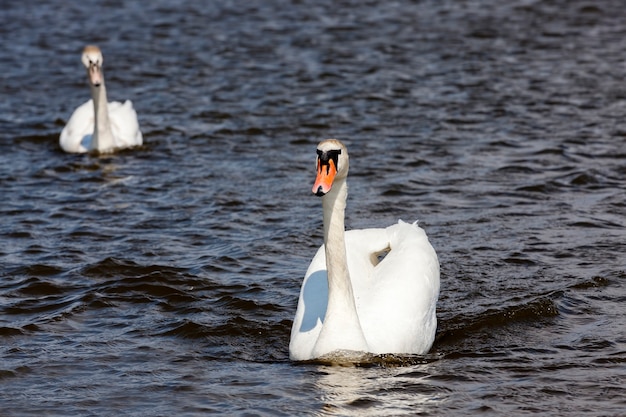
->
xmin=81 ymin=45 xmax=104 ymax=87
xmin=312 ymin=139 xmax=349 ymax=196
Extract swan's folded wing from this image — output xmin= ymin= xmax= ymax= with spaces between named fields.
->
xmin=289 ymin=246 xmax=328 ymax=361
xmin=109 ymin=100 xmax=143 ymax=149
xmin=351 ymin=221 xmax=440 ymax=354
xmin=59 ymin=100 xmax=95 ymax=153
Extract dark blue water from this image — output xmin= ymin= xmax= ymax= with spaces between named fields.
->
xmin=1 ymin=0 xmax=625 ymax=415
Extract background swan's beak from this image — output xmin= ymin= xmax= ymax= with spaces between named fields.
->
xmin=88 ymin=63 xmax=102 ymax=87
xmin=312 ymin=158 xmax=337 ymax=196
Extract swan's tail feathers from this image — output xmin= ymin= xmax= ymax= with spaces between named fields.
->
xmin=396 ymin=219 xmax=420 ymax=227
xmin=387 ymin=219 xmax=429 ymax=248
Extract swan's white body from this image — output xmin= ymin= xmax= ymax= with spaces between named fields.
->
xmin=289 ymin=139 xmax=440 ymax=362
xmin=60 ymin=45 xmax=142 ymax=154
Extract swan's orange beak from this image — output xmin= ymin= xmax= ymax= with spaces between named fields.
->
xmin=88 ymin=63 xmax=102 ymax=87
xmin=312 ymin=157 xmax=338 ymax=196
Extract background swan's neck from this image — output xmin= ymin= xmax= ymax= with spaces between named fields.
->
xmin=314 ymin=178 xmax=368 ymax=355
xmin=90 ymin=80 xmax=115 ymax=152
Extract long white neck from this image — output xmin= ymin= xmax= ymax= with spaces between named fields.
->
xmin=312 ymin=178 xmax=368 ymax=357
xmin=90 ymin=79 xmax=115 ymax=152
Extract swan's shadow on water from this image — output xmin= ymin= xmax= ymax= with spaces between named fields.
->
xmin=299 ymin=270 xmax=328 ymax=332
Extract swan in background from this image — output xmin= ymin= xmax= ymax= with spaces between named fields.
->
xmin=59 ymin=45 xmax=142 ymax=153
xmin=289 ymin=139 xmax=440 ymax=362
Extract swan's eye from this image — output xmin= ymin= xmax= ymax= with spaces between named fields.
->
xmin=316 ymin=149 xmax=341 ymax=174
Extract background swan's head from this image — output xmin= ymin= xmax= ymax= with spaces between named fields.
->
xmin=312 ymin=139 xmax=350 ymax=196
xmin=81 ymin=45 xmax=104 ymax=87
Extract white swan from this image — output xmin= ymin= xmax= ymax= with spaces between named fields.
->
xmin=59 ymin=45 xmax=143 ymax=153
xmin=289 ymin=139 xmax=440 ymax=361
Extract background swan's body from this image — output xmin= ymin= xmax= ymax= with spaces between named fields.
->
xmin=60 ymin=99 xmax=142 ymax=153
xmin=289 ymin=139 xmax=440 ymax=362
xmin=60 ymin=45 xmax=142 ymax=154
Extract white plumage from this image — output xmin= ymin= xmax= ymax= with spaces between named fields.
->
xmin=289 ymin=139 xmax=440 ymax=361
xmin=60 ymin=45 xmax=142 ymax=154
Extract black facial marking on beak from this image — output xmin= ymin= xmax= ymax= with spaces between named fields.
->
xmin=316 ymin=149 xmax=341 ymax=175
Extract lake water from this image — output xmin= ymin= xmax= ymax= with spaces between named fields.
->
xmin=1 ymin=0 xmax=625 ymax=415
